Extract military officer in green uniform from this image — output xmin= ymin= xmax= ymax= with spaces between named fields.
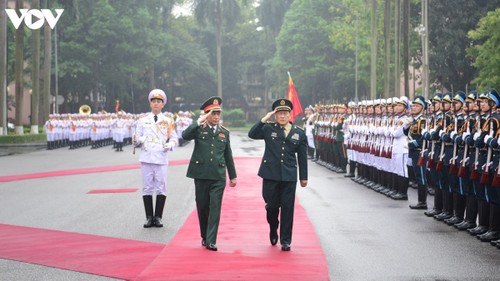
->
xmin=248 ymin=98 xmax=308 ymax=251
xmin=182 ymin=96 xmax=237 ymax=251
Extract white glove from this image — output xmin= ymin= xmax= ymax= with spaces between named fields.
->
xmin=450 ymin=131 xmax=457 ymax=140
xmin=462 ymin=132 xmax=470 ymax=142
xmin=484 ymin=134 xmax=493 ymax=144
xmin=163 ymin=142 xmax=175 ymax=152
xmin=473 ymin=132 xmax=481 ymax=141
xmin=137 ymin=136 xmax=146 ymax=144
xmin=421 ymin=128 xmax=428 ymax=135
xmin=439 ymin=129 xmax=445 ymax=137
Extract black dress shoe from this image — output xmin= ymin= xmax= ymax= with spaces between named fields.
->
xmin=344 ymin=173 xmax=355 ymax=178
xmin=281 ymin=244 xmax=291 ymax=251
xmin=434 ymin=212 xmax=452 ymax=221
xmin=270 ymin=230 xmax=278 ymax=246
xmin=468 ymin=225 xmax=489 ymax=236
xmin=478 ymin=231 xmax=500 ymax=242
xmin=201 ymin=239 xmax=206 ymax=246
xmin=424 ymin=209 xmax=441 ymax=217
xmin=444 ymin=216 xmax=463 ymax=226
xmin=206 ymin=243 xmax=218 ymax=251
xmin=490 ymin=239 xmax=500 ymax=246
xmin=153 ymin=216 xmax=163 ymax=227
xmin=391 ymin=193 xmax=408 ymax=200
xmin=455 ymin=221 xmax=476 ymax=230
xmin=409 ymin=202 xmax=428 ymax=210
xmin=143 ymin=216 xmax=154 ymax=228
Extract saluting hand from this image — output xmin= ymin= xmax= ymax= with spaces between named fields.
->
xmin=198 ymin=110 xmax=212 ymax=125
xmin=261 ymin=110 xmax=276 ymax=123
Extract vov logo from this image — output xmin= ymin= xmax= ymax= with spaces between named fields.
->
xmin=5 ymin=9 xmax=64 ymax=30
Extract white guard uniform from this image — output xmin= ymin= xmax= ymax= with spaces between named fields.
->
xmin=135 ymin=112 xmax=178 ymax=196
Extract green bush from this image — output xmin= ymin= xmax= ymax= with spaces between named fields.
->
xmin=0 ymin=133 xmax=47 ymax=144
xmin=222 ymin=108 xmax=246 ymax=127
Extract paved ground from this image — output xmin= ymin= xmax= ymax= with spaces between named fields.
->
xmin=1 ymin=131 xmax=500 ymax=281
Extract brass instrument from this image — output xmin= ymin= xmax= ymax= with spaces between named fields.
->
xmin=79 ymin=104 xmax=92 ymax=115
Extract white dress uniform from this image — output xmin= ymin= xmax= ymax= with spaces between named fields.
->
xmin=135 ymin=112 xmax=178 ymax=196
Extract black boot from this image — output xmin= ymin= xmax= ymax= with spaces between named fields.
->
xmin=410 ymin=184 xmax=428 ymax=209
xmin=143 ymin=195 xmax=154 ymax=228
xmin=153 ymin=195 xmax=166 ymax=227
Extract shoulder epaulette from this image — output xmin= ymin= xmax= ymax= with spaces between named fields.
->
xmin=267 ymin=121 xmax=276 ymax=124
xmin=220 ymin=125 xmax=230 ymax=132
xmin=295 ymin=126 xmax=305 ymax=131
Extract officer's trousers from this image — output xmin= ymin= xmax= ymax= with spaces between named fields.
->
xmin=194 ymin=179 xmax=226 ymax=245
xmin=262 ymin=179 xmax=297 ymax=245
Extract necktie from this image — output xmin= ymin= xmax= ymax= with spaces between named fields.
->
xmin=154 ymin=115 xmax=158 ymax=122
xmin=212 ymin=126 xmax=216 ymax=134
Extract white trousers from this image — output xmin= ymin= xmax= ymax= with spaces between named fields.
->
xmin=141 ymin=162 xmax=168 ymax=196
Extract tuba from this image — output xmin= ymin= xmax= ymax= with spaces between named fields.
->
xmin=79 ymin=104 xmax=92 ymax=115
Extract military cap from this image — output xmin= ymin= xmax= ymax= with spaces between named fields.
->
xmin=432 ymin=93 xmax=443 ymax=102
xmin=148 ymin=89 xmax=167 ymax=103
xmin=467 ymin=90 xmax=478 ymax=101
xmin=413 ymin=95 xmax=427 ymax=109
xmin=453 ymin=91 xmax=466 ymax=104
xmin=442 ymin=93 xmax=453 ymax=103
xmin=200 ymin=96 xmax=223 ymax=112
xmin=398 ymin=96 xmax=410 ymax=108
xmin=488 ymin=88 xmax=500 ymax=106
xmin=272 ymin=98 xmax=293 ymax=112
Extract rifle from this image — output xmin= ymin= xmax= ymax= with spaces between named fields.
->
xmin=417 ymin=112 xmax=429 ymax=166
xmin=480 ymin=119 xmax=494 ymax=185
xmin=469 ymin=114 xmax=482 ymax=181
xmin=436 ymin=113 xmax=447 ymax=172
xmin=457 ymin=115 xmax=471 ymax=178
xmin=449 ymin=117 xmax=459 ymax=175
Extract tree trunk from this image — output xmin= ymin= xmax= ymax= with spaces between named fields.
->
xmin=0 ymin=0 xmax=7 ymax=135
xmin=14 ymin=0 xmax=24 ymax=135
xmin=394 ymin=0 xmax=400 ymax=98
xmin=216 ymin=0 xmax=223 ymax=100
xmin=370 ymin=0 xmax=378 ymax=100
xmin=43 ymin=3 xmax=52 ymax=120
xmin=31 ymin=0 xmax=41 ymax=134
xmin=383 ymin=0 xmax=391 ymax=98
xmin=403 ymin=0 xmax=410 ymax=99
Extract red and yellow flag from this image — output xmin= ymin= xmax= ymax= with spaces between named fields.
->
xmin=287 ymin=73 xmax=303 ymax=123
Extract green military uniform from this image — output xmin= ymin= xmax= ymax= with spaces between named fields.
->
xmin=248 ymin=98 xmax=308 ymax=251
xmin=182 ymin=97 xmax=237 ymax=250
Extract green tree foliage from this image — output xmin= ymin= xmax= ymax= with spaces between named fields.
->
xmin=467 ymin=8 xmax=500 ymax=90
xmin=427 ymin=0 xmax=500 ymax=92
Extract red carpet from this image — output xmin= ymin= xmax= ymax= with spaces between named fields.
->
xmin=0 ymin=157 xmax=329 ymax=280
xmin=135 ymin=157 xmax=329 ymax=281
xmin=0 ymin=224 xmax=164 ymax=280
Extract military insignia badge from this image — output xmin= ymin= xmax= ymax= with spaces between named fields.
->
xmin=218 ymin=133 xmax=225 ymax=138
xmin=271 ymin=132 xmax=278 ymax=138
xmin=291 ymin=133 xmax=299 ymax=140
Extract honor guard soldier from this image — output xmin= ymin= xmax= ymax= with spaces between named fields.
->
xmin=134 ymin=89 xmax=179 ymax=228
xmin=442 ymin=91 xmax=467 ymax=225
xmin=455 ymin=91 xmax=480 ymax=230
xmin=474 ymin=88 xmax=500 ymax=243
xmin=248 ymin=98 xmax=308 ymax=251
xmin=433 ymin=93 xmax=455 ymax=221
xmin=423 ymin=93 xmax=444 ymax=217
xmin=182 ymin=96 xmax=237 ymax=251
xmin=408 ymin=96 xmax=428 ymax=209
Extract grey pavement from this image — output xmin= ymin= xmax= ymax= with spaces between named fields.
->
xmin=1 ymin=131 xmax=500 ymax=281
